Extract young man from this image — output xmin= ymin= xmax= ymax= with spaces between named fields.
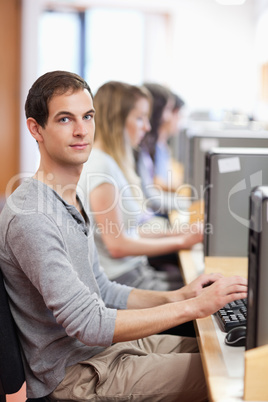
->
xmin=0 ymin=71 xmax=247 ymax=401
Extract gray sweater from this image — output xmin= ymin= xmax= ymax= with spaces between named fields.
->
xmin=0 ymin=178 xmax=132 ymax=398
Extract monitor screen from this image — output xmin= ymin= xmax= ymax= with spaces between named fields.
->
xmin=204 ymin=147 xmax=268 ymax=257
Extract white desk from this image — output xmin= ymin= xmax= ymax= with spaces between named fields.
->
xmin=179 ymin=248 xmax=249 ymax=402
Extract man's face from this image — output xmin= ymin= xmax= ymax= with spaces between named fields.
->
xmin=38 ymin=89 xmax=95 ymax=170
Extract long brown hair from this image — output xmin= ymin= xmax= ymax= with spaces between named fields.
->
xmin=94 ymin=81 xmax=151 ymax=187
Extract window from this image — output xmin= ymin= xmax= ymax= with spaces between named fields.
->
xmin=38 ymin=10 xmax=81 ymax=76
xmin=37 ymin=7 xmax=168 ymax=93
xmin=84 ymin=8 xmax=145 ymax=93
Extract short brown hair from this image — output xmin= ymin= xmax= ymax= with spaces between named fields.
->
xmin=25 ymin=70 xmax=93 ymax=127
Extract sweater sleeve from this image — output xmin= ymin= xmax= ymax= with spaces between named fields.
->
xmin=92 ymin=245 xmax=133 ymax=309
xmin=5 ymin=212 xmax=117 ymax=347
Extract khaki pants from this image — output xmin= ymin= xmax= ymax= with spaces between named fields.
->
xmin=49 ymin=335 xmax=208 ymax=402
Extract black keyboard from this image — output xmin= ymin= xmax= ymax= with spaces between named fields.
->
xmin=215 ymin=298 xmax=247 ymax=332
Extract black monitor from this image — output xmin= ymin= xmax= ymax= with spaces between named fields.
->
xmin=246 ymin=186 xmax=268 ymax=350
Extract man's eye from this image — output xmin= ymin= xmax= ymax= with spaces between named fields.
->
xmin=84 ymin=114 xmax=92 ymax=120
xmin=60 ymin=117 xmax=69 ymax=123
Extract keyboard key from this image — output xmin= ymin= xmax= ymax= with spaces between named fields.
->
xmin=215 ymin=298 xmax=248 ymax=332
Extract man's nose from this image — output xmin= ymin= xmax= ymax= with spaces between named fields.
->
xmin=74 ymin=120 xmax=88 ymax=136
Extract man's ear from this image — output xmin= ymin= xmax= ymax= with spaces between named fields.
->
xmin=26 ymin=118 xmax=44 ymax=143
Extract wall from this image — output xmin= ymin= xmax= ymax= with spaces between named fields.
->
xmin=2 ymin=0 xmax=268 ymax=185
xmin=170 ymin=0 xmax=256 ymax=114
xmin=19 ymin=0 xmax=260 ymax=174
xmin=0 ymin=0 xmax=21 ymax=201
xmin=20 ymin=0 xmax=45 ymax=177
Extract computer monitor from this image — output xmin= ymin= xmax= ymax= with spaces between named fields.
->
xmin=204 ymin=147 xmax=268 ymax=257
xmin=246 ymin=186 xmax=268 ymax=350
xmin=172 ymin=121 xmax=223 ymax=166
xmin=181 ymin=127 xmax=268 ymax=199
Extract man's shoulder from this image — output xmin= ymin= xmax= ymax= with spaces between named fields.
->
xmin=1 ymin=178 xmax=60 ymax=228
xmin=4 ymin=178 xmax=40 ymax=216
xmin=0 ymin=179 xmax=38 ymax=249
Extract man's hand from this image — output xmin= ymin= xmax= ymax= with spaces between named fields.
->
xmin=188 ymin=275 xmax=248 ymax=319
xmin=115 ymin=274 xmax=247 ymax=343
xmin=170 ymin=273 xmax=224 ymax=301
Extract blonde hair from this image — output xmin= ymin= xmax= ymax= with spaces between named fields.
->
xmin=94 ymin=81 xmax=151 ymax=191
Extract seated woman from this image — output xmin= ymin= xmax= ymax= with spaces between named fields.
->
xmin=154 ymin=92 xmax=185 ymax=192
xmin=136 ymin=83 xmax=188 ymax=216
xmin=79 ymin=81 xmax=202 ymax=291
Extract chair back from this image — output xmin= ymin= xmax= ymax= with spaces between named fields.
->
xmin=0 ymin=268 xmax=25 ymax=396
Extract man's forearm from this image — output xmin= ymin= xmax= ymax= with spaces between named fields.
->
xmin=126 ymin=288 xmax=186 ymax=310
xmin=113 ymin=274 xmax=248 ymax=343
xmin=113 ymin=299 xmax=195 ymax=343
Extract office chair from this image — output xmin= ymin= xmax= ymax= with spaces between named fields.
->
xmin=0 ymin=268 xmax=47 ymax=402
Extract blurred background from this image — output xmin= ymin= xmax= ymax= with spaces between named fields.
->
xmin=1 ymin=0 xmax=268 ymax=206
